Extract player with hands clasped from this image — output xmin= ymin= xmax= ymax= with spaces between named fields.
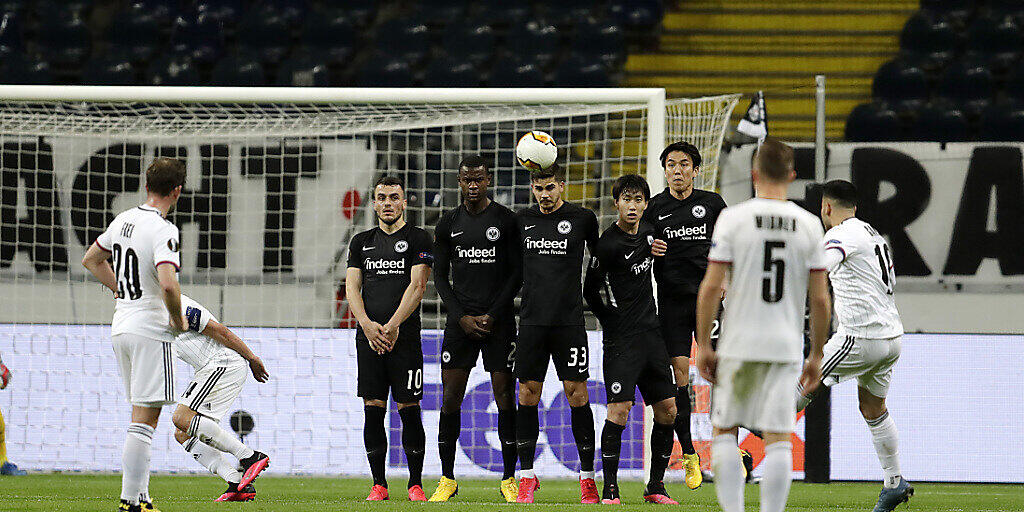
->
xmin=694 ymin=139 xmax=831 ymax=512
xmin=346 ymin=176 xmax=433 ymax=502
xmin=430 ymin=157 xmax=522 ymax=502
xmin=583 ymin=174 xmax=677 ymax=505
xmin=170 ymin=295 xmax=270 ymax=502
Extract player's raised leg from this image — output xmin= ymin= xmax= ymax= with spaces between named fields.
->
xmin=173 ymin=429 xmax=254 ymax=502
xmin=171 ymin=406 xmax=267 ymax=488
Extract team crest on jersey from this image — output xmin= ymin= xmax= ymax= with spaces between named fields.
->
xmin=647 ymin=235 xmax=654 ymax=245
xmin=168 ymin=239 xmax=179 ymax=252
xmin=394 ymin=240 xmax=408 ymax=253
xmin=557 ymin=220 xmax=572 ymax=234
xmin=610 ymin=382 xmax=621 ymax=394
xmin=486 ymin=226 xmax=500 ymax=241
xmin=692 ymin=205 xmax=706 ymax=218
xmin=442 ymin=351 xmax=451 ymax=363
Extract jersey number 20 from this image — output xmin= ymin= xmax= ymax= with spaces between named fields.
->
xmin=112 ymin=244 xmax=142 ymax=300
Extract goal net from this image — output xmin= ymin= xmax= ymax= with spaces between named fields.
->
xmin=0 ymin=86 xmax=738 ymax=479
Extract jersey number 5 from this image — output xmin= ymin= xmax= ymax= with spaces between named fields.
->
xmin=111 ymin=243 xmax=142 ymax=300
xmin=762 ymin=241 xmax=786 ymax=303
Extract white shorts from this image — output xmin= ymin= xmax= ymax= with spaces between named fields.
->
xmin=112 ymin=333 xmax=176 ymax=407
xmin=821 ymin=333 xmax=901 ymax=398
xmin=178 ymin=362 xmax=248 ymax=422
xmin=711 ymin=358 xmax=800 ymax=433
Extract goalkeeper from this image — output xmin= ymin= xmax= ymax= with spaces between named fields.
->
xmin=0 ymin=354 xmax=26 ymax=475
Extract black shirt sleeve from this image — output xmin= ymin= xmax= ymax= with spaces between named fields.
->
xmin=583 ymin=248 xmax=613 ymax=328
xmin=432 ymin=213 xmax=465 ymax=319
xmin=347 ymin=232 xmax=364 ymax=269
xmin=411 ymin=228 xmax=434 ymax=267
xmin=585 ymin=209 xmax=600 ymax=255
xmin=486 ymin=210 xmax=523 ymax=320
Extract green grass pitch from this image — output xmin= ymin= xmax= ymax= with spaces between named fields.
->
xmin=4 ymin=474 xmax=1022 ymax=511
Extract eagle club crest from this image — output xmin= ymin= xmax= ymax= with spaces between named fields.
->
xmin=692 ymin=205 xmax=706 ymax=219
xmin=557 ymin=220 xmax=572 ymax=234
xmin=394 ymin=240 xmax=408 ymax=253
xmin=486 ymin=226 xmax=500 ymax=241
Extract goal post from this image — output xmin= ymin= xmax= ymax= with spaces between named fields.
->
xmin=0 ymin=86 xmax=738 ymax=479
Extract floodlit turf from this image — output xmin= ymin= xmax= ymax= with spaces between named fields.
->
xmin=3 ymin=474 xmax=1023 ymax=511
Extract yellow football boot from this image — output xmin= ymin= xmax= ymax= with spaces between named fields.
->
xmin=682 ymin=452 xmax=703 ymax=489
xmin=140 ymin=501 xmax=159 ymax=512
xmin=428 ymin=476 xmax=459 ymax=502
xmin=500 ymin=477 xmax=518 ymax=503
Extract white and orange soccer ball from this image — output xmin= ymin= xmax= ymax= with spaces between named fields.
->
xmin=516 ymin=131 xmax=558 ymax=171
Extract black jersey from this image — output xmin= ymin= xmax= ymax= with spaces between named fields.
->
xmin=583 ymin=222 xmax=661 ymax=340
xmin=347 ymin=223 xmax=433 ymax=336
xmin=642 ymin=188 xmax=727 ymax=296
xmin=517 ymin=202 xmax=599 ymax=327
xmin=433 ymin=201 xmax=521 ymax=324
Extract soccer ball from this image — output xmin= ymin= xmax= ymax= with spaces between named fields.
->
xmin=516 ymin=131 xmax=558 ymax=171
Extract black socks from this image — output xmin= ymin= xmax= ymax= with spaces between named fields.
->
xmin=363 ymin=405 xmax=387 ymax=487
xmin=674 ymin=386 xmax=696 ymax=455
xmin=399 ymin=406 xmax=425 ymax=489
xmin=497 ymin=408 xmax=517 ymax=479
xmin=600 ymin=420 xmax=625 ymax=488
xmin=649 ymin=421 xmax=675 ymax=485
xmin=516 ymin=405 xmax=540 ymax=471
xmin=437 ymin=410 xmax=460 ymax=479
xmin=570 ymin=404 xmax=596 ymax=473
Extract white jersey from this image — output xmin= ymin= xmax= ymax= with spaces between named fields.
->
xmin=96 ymin=205 xmax=181 ymax=342
xmin=175 ymin=295 xmax=244 ymax=369
xmin=823 ymin=218 xmax=903 ymax=339
xmin=708 ymin=198 xmax=827 ymax=363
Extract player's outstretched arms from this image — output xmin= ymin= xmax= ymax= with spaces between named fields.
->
xmin=81 ymin=242 xmax=119 ymax=297
xmin=800 ymin=270 xmax=831 ymax=394
xmin=158 ymin=263 xmax=185 ymax=331
xmin=201 ymin=319 xmax=269 ymax=383
xmin=695 ymin=261 xmax=729 ymax=384
xmin=345 ymin=267 xmax=389 ymax=354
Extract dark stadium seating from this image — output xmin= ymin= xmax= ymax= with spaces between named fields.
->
xmin=553 ymin=55 xmax=612 ymax=87
xmin=422 ymin=57 xmax=481 ymax=87
xmin=275 ymin=54 xmax=329 ymax=87
xmin=908 ymin=101 xmax=970 ymax=142
xmin=353 ymin=53 xmax=415 ymax=87
xmin=210 ymin=51 xmax=266 ymax=87
xmin=872 ymin=59 xmax=929 ymax=104
xmin=507 ymin=20 xmax=561 ymax=70
xmin=571 ymin=20 xmax=626 ymax=70
xmin=81 ymin=53 xmax=136 ymax=86
xmin=899 ymin=11 xmax=958 ymax=71
xmin=965 ymin=14 xmax=1021 ymax=73
xmin=0 ymin=53 xmax=50 ymax=84
xmin=236 ymin=9 xmax=292 ymax=66
xmin=488 ymin=60 xmax=547 ymax=87
xmin=373 ymin=18 xmax=430 ymax=66
xmin=146 ymin=54 xmax=201 ymax=86
xmin=845 ymin=102 xmax=903 ymax=142
xmin=979 ymin=101 xmax=1024 ymax=141
xmin=441 ymin=24 xmax=497 ymax=67
xmin=170 ymin=13 xmax=224 ymax=66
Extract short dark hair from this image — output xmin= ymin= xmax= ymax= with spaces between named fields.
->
xmin=612 ymin=174 xmax=650 ymax=202
xmin=375 ymin=175 xmax=404 ymax=191
xmin=660 ymin=140 xmax=702 ymax=169
xmin=530 ymin=163 xmax=564 ymax=182
xmin=145 ymin=157 xmax=186 ymax=197
xmin=753 ymin=137 xmax=794 ymax=182
xmin=822 ymin=179 xmax=857 ymax=209
xmin=458 ymin=155 xmax=490 ymax=172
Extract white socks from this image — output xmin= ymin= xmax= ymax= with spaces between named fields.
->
xmin=187 ymin=414 xmax=254 ymax=460
xmin=520 ymin=469 xmax=536 ymax=479
xmin=760 ymin=441 xmax=793 ymax=512
xmin=866 ymin=411 xmax=901 ymax=488
xmin=184 ymin=437 xmax=243 ymax=483
xmin=711 ymin=434 xmax=744 ymax=512
xmin=122 ymin=423 xmax=154 ymax=504
xmin=580 ymin=470 xmax=595 ymax=480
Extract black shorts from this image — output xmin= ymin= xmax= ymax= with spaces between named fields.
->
xmin=356 ymin=333 xmax=424 ymax=403
xmin=515 ymin=325 xmax=589 ymax=382
xmin=441 ymin=320 xmax=516 ymax=373
xmin=658 ymin=293 xmax=723 ymax=357
xmin=603 ymin=329 xmax=675 ymax=404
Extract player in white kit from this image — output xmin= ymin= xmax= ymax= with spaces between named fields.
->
xmin=81 ymin=158 xmax=187 ymax=512
xmin=171 ymin=295 xmax=270 ymax=502
xmin=797 ymin=180 xmax=912 ymax=512
xmin=693 ymin=139 xmax=831 ymax=512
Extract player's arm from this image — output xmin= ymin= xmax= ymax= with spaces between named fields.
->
xmin=383 ymin=263 xmax=431 ymax=341
xmin=201 ymin=319 xmax=269 ymax=382
xmin=485 ymin=214 xmax=523 ymax=321
xmin=582 ymin=255 xmax=613 ymax=327
xmin=345 ymin=266 xmax=389 ymax=354
xmin=802 ymin=269 xmax=832 ymax=393
xmin=81 ymin=242 xmax=118 ymax=295
xmin=432 ymin=217 xmax=475 ymax=334
xmin=158 ymin=263 xmax=185 ymax=331
xmin=695 ymin=261 xmax=729 ymax=384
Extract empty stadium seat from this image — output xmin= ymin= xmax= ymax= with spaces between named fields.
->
xmin=608 ymin=0 xmax=664 ymax=32
xmin=979 ymin=101 xmax=1024 ymax=141
xmin=422 ymin=57 xmax=481 ymax=87
xmin=908 ymin=102 xmax=970 ymax=142
xmin=488 ymin=60 xmax=546 ymax=87
xmin=415 ymin=0 xmax=467 ymax=26
xmin=146 ymin=55 xmax=201 ymax=85
xmin=0 ymin=11 xmax=23 ymax=59
xmin=236 ymin=9 xmax=292 ymax=65
xmin=353 ymin=54 xmax=415 ymax=87
xmin=571 ymin=20 xmax=625 ymax=69
xmin=35 ymin=14 xmax=91 ymax=71
xmin=507 ymin=21 xmax=561 ymax=70
xmin=872 ymin=59 xmax=929 ymax=103
xmin=299 ymin=13 xmax=355 ymax=65
xmin=1003 ymin=64 xmax=1024 ymax=102
xmin=938 ymin=59 xmax=995 ymax=103
xmin=966 ymin=14 xmax=1021 ymax=73
xmin=170 ymin=13 xmax=224 ymax=65
xmin=210 ymin=51 xmax=266 ymax=86
xmin=0 ymin=53 xmax=51 ymax=84
xmin=195 ymin=0 xmax=243 ymax=28
xmin=543 ymin=0 xmax=598 ymax=28
xmin=477 ymin=0 xmax=531 ymax=27
xmin=553 ymin=55 xmax=611 ymax=87
xmin=845 ymin=102 xmax=903 ymax=142
xmin=899 ymin=12 xmax=959 ymax=69
xmin=441 ymin=24 xmax=496 ymax=67
xmin=275 ymin=54 xmax=329 ymax=87
xmin=109 ymin=8 xmax=164 ymax=65
xmin=81 ymin=53 xmax=136 ymax=85
xmin=373 ymin=18 xmax=430 ymax=65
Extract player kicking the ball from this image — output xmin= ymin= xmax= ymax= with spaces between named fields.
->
xmin=583 ymin=175 xmax=678 ymax=504
xmin=515 ymin=165 xmax=601 ymax=504
xmin=346 ymin=176 xmax=433 ymax=502
xmin=798 ymin=180 xmax=912 ymax=512
xmin=82 ymin=157 xmax=188 ymax=512
xmin=171 ymin=295 xmax=270 ymax=502
xmin=695 ymin=139 xmax=831 ymax=512
xmin=430 ymin=157 xmax=521 ymax=502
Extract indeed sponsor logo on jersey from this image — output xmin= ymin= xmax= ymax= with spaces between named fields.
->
xmin=455 ymin=245 xmax=496 ymax=263
xmin=524 ymin=236 xmax=568 ymax=255
xmin=631 ymin=257 xmax=654 ymax=275
xmin=364 ymin=257 xmax=405 ymax=272
xmin=663 ymin=223 xmax=707 ymax=240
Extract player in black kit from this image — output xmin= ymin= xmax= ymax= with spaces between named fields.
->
xmin=429 ymin=156 xmax=521 ymax=503
xmin=583 ymin=174 xmax=679 ymax=505
xmin=514 ymin=165 xmax=601 ymax=504
xmin=641 ymin=141 xmax=728 ymax=489
xmin=346 ymin=176 xmax=433 ymax=502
